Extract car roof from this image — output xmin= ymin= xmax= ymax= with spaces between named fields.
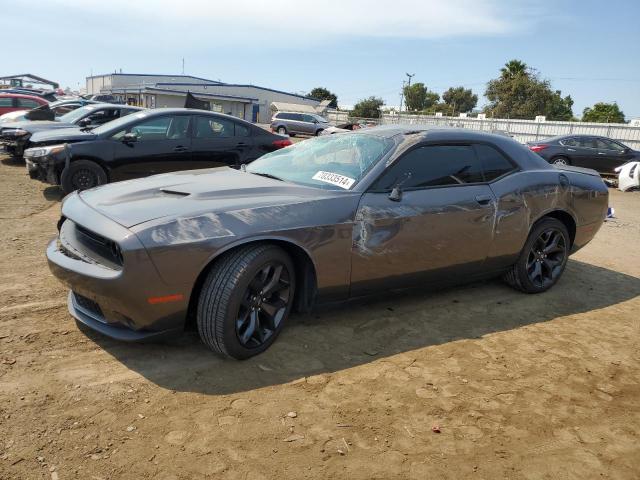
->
xmin=82 ymin=103 xmax=145 ymax=110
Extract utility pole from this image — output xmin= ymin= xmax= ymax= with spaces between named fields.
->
xmin=404 ymin=73 xmax=415 ymax=112
xmin=399 ymin=79 xmax=407 ymax=113
xmin=182 ymin=58 xmax=185 ymax=75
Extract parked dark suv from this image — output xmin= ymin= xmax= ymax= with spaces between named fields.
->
xmin=527 ymin=135 xmax=639 ymax=174
xmin=270 ymin=112 xmax=329 ymax=136
xmin=25 ymin=108 xmax=292 ymax=193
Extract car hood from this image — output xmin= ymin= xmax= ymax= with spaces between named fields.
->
xmin=78 ymin=167 xmax=340 ymax=228
xmin=21 ymin=121 xmax=76 ymax=134
xmin=30 ymin=127 xmax=97 ymax=144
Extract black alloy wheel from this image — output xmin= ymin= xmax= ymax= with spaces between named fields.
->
xmin=72 ymin=168 xmax=99 ymax=190
xmin=526 ymin=228 xmax=567 ymax=289
xmin=503 ymin=217 xmax=570 ymax=293
xmin=236 ymin=261 xmax=291 ymax=348
xmin=197 ymin=244 xmax=296 ymax=359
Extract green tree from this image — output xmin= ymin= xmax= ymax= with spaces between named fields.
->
xmin=500 ymin=59 xmax=528 ymax=78
xmin=442 ymin=86 xmax=478 ymax=114
xmin=485 ymin=59 xmax=573 ymax=120
xmin=582 ymin=102 xmax=625 ymax=123
xmin=403 ymin=82 xmax=439 ymax=111
xmin=309 ymin=87 xmax=338 ymax=108
xmin=351 ymin=96 xmax=384 ymax=118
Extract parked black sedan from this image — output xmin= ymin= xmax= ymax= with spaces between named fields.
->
xmin=25 ymin=108 xmax=292 ymax=193
xmin=0 ymin=103 xmax=142 ymax=157
xmin=46 ymin=127 xmax=608 ymax=359
xmin=527 ymin=135 xmax=639 ymax=174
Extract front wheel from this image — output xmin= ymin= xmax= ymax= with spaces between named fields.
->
xmin=60 ymin=160 xmax=108 ymax=194
xmin=197 ymin=244 xmax=295 ymax=359
xmin=552 ymin=156 xmax=570 ymax=166
xmin=503 ymin=218 xmax=570 ymax=293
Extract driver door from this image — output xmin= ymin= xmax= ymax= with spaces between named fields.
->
xmin=109 ymin=114 xmax=192 ymax=181
xmin=350 ymin=144 xmax=497 ymax=296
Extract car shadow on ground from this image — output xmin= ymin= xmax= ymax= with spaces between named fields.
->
xmin=79 ymin=260 xmax=640 ymax=395
xmin=43 ymin=186 xmax=64 ymax=202
xmin=0 ymin=155 xmax=23 ymax=166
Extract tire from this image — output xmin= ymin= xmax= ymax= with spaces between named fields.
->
xmin=60 ymin=160 xmax=108 ymax=194
xmin=315 ymin=129 xmax=324 ymax=136
xmin=503 ymin=217 xmax=570 ymax=293
xmin=197 ymin=244 xmax=296 ymax=359
xmin=277 ymin=126 xmax=287 ymax=135
xmin=552 ymin=156 xmax=570 ymax=166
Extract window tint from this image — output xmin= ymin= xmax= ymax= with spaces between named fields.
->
xmin=0 ymin=98 xmax=13 ymax=107
xmin=597 ymin=139 xmax=625 ymax=151
xmin=578 ymin=137 xmax=597 ymax=149
xmin=122 ymin=115 xmax=189 ymax=141
xmin=194 ymin=116 xmax=234 ymax=138
xmin=302 ymin=114 xmax=315 ymax=123
xmin=17 ymin=98 xmax=41 ymax=108
xmin=292 ymin=113 xmax=303 ymax=121
xmin=373 ymin=145 xmax=484 ymax=190
xmin=559 ymin=137 xmax=579 ymax=147
xmin=474 ymin=144 xmax=515 ymax=181
xmin=235 ymin=122 xmax=250 ymax=137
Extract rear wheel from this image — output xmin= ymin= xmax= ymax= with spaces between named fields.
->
xmin=197 ymin=244 xmax=295 ymax=359
xmin=60 ymin=160 xmax=108 ymax=194
xmin=315 ymin=129 xmax=324 ymax=136
xmin=504 ymin=218 xmax=569 ymax=293
xmin=552 ymin=156 xmax=570 ymax=166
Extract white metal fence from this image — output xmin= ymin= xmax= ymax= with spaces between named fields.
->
xmin=325 ymin=110 xmax=640 ymax=149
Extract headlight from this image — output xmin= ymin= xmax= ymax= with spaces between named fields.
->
xmin=24 ymin=144 xmax=66 ymax=158
xmin=3 ymin=128 xmax=28 ymax=137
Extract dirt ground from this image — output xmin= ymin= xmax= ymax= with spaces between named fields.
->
xmin=0 ymin=153 xmax=639 ymax=480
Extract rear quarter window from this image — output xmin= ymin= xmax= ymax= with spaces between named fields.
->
xmin=474 ymin=144 xmax=516 ymax=181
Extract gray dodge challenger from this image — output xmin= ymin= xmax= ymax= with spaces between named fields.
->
xmin=47 ymin=126 xmax=609 ymax=359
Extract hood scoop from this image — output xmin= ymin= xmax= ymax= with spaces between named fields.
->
xmin=160 ymin=188 xmax=190 ymax=197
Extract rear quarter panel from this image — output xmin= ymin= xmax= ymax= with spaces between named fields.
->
xmin=486 ymin=168 xmax=607 ymax=269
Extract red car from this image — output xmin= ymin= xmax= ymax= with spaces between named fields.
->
xmin=0 ymin=93 xmax=49 ymax=116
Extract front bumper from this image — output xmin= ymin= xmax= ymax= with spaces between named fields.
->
xmin=25 ymin=155 xmax=59 ymax=184
xmin=46 ymin=196 xmax=191 ymax=341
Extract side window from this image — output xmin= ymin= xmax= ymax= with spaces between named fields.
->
xmin=235 ymin=123 xmax=250 ymax=137
xmin=560 ymin=137 xmax=578 ymax=147
xmin=17 ymin=98 xmax=41 ymax=108
xmin=578 ymin=137 xmax=597 ymax=149
xmin=194 ymin=116 xmax=234 ymax=138
xmin=292 ymin=113 xmax=304 ymax=121
xmin=279 ymin=113 xmax=291 ymax=120
xmin=596 ymin=139 xmax=625 ymax=152
xmin=302 ymin=114 xmax=314 ymax=123
xmin=0 ymin=98 xmax=14 ymax=107
xmin=372 ymin=145 xmax=484 ymax=190
xmin=474 ymin=144 xmax=515 ymax=181
xmin=125 ymin=115 xmax=189 ymax=141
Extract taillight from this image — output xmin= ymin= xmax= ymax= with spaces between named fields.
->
xmin=529 ymin=144 xmax=549 ymax=153
xmin=273 ymin=139 xmax=292 ymax=149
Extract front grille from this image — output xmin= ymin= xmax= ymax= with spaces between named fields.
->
xmin=73 ymin=292 xmax=103 ymax=318
xmin=59 ymin=220 xmax=123 ymax=269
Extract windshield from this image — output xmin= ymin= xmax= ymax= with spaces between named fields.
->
xmin=59 ymin=105 xmax=96 ymax=124
xmin=246 ymin=133 xmax=393 ymax=190
xmin=91 ymin=110 xmax=147 ymax=135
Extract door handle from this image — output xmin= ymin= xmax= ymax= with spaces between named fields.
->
xmin=475 ymin=194 xmax=492 ymax=205
xmin=598 ymin=152 xmax=606 ymax=155
xmin=567 ymin=148 xmax=576 ymax=152
xmin=173 ymin=146 xmax=189 ymax=152
xmin=236 ymin=142 xmax=247 ymax=147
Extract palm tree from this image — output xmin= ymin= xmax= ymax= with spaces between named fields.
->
xmin=500 ymin=59 xmax=528 ymax=78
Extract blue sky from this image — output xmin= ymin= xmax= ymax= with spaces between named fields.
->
xmin=2 ymin=0 xmax=639 ymax=118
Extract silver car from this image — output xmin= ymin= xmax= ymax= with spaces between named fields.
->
xmin=270 ymin=112 xmax=329 ymax=136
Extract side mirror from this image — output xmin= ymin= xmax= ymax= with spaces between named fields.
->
xmin=388 ymin=186 xmax=402 ymax=202
xmin=78 ymin=118 xmax=91 ymax=127
xmin=122 ymin=132 xmax=138 ymax=143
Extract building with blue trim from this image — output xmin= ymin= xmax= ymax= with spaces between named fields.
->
xmin=86 ymin=73 xmax=321 ymax=123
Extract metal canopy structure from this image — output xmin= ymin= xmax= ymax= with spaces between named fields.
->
xmin=0 ymin=73 xmax=59 ymax=89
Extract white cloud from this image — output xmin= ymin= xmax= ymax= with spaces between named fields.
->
xmin=50 ymin=0 xmax=531 ymax=39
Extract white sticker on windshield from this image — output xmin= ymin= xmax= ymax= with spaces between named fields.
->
xmin=312 ymin=171 xmax=356 ymax=189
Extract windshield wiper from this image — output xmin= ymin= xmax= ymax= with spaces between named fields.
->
xmin=250 ymin=172 xmax=285 ymax=182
